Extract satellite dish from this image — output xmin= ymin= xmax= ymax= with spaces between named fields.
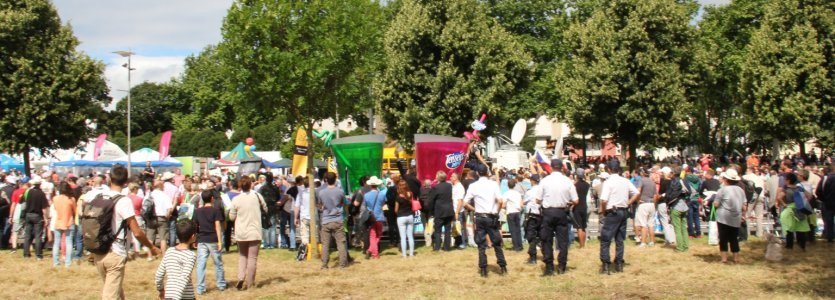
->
xmin=510 ymin=119 xmax=526 ymax=145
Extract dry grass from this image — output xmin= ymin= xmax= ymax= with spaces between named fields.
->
xmin=1 ymin=236 xmax=834 ymax=300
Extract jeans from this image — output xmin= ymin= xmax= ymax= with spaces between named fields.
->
xmin=540 ymin=208 xmax=569 ymax=268
xmin=457 ymin=211 xmax=468 ymax=248
xmin=278 ymin=211 xmax=296 ymax=249
xmin=671 ymin=209 xmax=689 ymax=252
xmin=397 ymin=216 xmax=415 ymax=256
xmin=73 ymin=223 xmax=83 ymax=260
xmin=168 ymin=219 xmax=177 ymax=246
xmin=600 ymin=209 xmax=627 ymax=264
xmin=475 ymin=216 xmax=506 ymax=269
xmin=23 ymin=213 xmax=44 ymax=258
xmin=52 ymin=226 xmax=75 ymax=266
xmin=197 ymin=243 xmax=227 ymax=293
xmin=823 ymin=207 xmax=834 ymax=242
xmin=687 ymin=201 xmax=701 ymax=237
xmin=432 ymin=216 xmax=453 ymax=251
xmin=507 ymin=212 xmax=523 ymax=251
xmin=262 ymin=214 xmax=277 ymax=248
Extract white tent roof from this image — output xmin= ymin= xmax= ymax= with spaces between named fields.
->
xmin=116 ymin=148 xmax=179 ymax=163
xmin=80 ymin=140 xmax=127 ymax=161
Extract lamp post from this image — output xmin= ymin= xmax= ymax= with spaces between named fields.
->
xmin=113 ymin=50 xmax=135 ymax=176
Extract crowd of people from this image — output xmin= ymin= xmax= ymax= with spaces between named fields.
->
xmin=0 ymin=148 xmax=833 ymax=299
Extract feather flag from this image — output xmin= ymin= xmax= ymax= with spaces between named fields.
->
xmin=159 ymin=131 xmax=172 ymax=160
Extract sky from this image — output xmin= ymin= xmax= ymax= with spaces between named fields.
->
xmin=52 ymin=0 xmax=731 ymax=106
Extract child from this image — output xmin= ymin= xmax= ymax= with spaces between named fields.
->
xmin=195 ymin=190 xmax=227 ymax=294
xmin=155 ymin=221 xmax=197 ymax=300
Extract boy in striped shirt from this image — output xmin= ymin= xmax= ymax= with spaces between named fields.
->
xmin=155 ymin=221 xmax=197 ymax=300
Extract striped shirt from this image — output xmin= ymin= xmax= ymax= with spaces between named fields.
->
xmin=155 ymin=247 xmax=196 ymax=300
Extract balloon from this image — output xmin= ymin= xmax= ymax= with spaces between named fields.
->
xmin=250 ymin=145 xmax=256 ymax=151
xmin=244 ymin=145 xmax=251 ymax=152
xmin=245 ymin=137 xmax=254 ymax=145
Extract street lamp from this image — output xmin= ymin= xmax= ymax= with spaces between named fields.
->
xmin=113 ymin=50 xmax=135 ymax=176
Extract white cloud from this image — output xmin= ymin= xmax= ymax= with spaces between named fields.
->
xmin=104 ymin=55 xmax=185 ymax=109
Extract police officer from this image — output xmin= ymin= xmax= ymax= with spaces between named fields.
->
xmin=598 ymin=164 xmax=639 ymax=274
xmin=523 ymin=174 xmax=542 ymax=265
xmin=537 ymin=159 xmax=578 ymax=276
xmin=463 ymin=165 xmax=506 ymax=277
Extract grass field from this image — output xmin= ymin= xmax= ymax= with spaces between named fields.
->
xmin=1 ymin=236 xmax=833 ymax=299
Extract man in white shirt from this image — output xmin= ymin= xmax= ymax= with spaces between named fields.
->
xmin=598 ymin=164 xmax=639 ymax=275
xmin=523 ymin=174 xmax=542 ymax=265
xmin=294 ymin=176 xmax=311 ymax=248
xmin=537 ymin=159 xmax=579 ymax=276
xmin=450 ymin=173 xmax=467 ymax=249
xmin=84 ymin=176 xmax=106 ymax=202
xmin=93 ymin=165 xmax=160 ymax=299
xmin=503 ymin=179 xmax=523 ymax=252
xmin=147 ymin=181 xmax=174 ymax=255
xmin=463 ymin=166 xmax=506 ymax=277
xmin=742 ymin=168 xmax=765 ymax=237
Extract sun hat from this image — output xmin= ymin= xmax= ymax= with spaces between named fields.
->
xmin=366 ymin=176 xmax=383 ymax=186
xmin=599 ymin=172 xmax=610 ymax=179
xmin=721 ymin=169 xmax=741 ymax=181
xmin=161 ymin=172 xmax=176 ymax=181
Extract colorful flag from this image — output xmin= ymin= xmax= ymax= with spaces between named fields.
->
xmin=535 ymin=150 xmax=552 ymax=174
xmin=291 ymin=128 xmax=309 ymax=176
xmin=93 ymin=134 xmax=107 ymax=160
xmin=159 ymin=131 xmax=172 ymax=160
xmin=415 ymin=134 xmax=469 ymax=182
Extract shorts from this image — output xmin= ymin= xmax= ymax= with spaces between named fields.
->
xmin=635 ymin=203 xmax=657 ymax=228
xmin=145 ymin=217 xmax=169 ymax=246
xmin=572 ymin=209 xmax=588 ymax=229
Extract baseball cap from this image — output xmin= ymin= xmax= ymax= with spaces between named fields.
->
xmin=530 ymin=174 xmax=541 ymax=182
xmin=20 ymin=176 xmax=30 ymax=184
xmin=575 ymin=168 xmax=585 ymax=178
xmin=661 ymin=167 xmax=672 ymax=174
xmin=550 ymin=158 xmax=563 ymax=169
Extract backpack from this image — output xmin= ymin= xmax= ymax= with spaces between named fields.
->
xmin=742 ymin=179 xmax=757 ymax=204
xmin=81 ymin=194 xmax=127 ymax=255
xmin=141 ymin=194 xmax=156 ymax=224
xmin=793 ymin=186 xmax=813 ymax=216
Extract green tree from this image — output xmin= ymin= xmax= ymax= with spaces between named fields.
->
xmin=169 ymin=129 xmax=229 ymax=158
xmin=739 ymin=0 xmax=828 ymax=154
xmin=218 ymin=0 xmax=386 ymax=249
xmin=103 ymin=81 xmax=189 ymax=137
xmin=688 ymin=0 xmax=768 ymax=155
xmin=376 ymin=0 xmax=532 ymax=149
xmin=0 ymin=0 xmax=109 ymax=175
xmin=557 ymin=0 xmax=694 ymax=165
xmin=482 ymin=0 xmax=571 ymax=118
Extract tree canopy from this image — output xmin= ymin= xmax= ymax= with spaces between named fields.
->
xmin=0 ymin=0 xmax=109 ymax=174
xmin=376 ymin=0 xmax=533 ymax=149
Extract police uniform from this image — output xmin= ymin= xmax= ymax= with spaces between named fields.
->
xmin=523 ymin=177 xmax=542 ymax=264
xmin=464 ymin=176 xmax=506 ymax=276
xmin=537 ymin=160 xmax=578 ymax=275
xmin=598 ymin=172 xmax=638 ymax=274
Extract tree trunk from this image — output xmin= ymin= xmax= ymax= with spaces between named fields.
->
xmin=306 ymin=123 xmax=320 ymax=258
xmin=772 ymin=138 xmax=781 ymax=161
xmin=581 ymin=134 xmax=588 ymax=168
xmin=23 ymin=147 xmax=30 ymax=177
xmin=627 ymin=144 xmax=637 ymax=171
xmin=798 ymin=140 xmax=806 ymax=160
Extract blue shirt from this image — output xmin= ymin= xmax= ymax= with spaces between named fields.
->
xmin=364 ymin=189 xmax=386 ymax=222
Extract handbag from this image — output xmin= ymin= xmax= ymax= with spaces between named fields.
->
xmin=708 ymin=206 xmax=719 ymax=246
xmin=411 ymin=197 xmax=422 ymax=212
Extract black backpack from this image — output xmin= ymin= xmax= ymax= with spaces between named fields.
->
xmin=81 ymin=194 xmax=127 ymax=255
xmin=141 ymin=194 xmax=156 ymax=224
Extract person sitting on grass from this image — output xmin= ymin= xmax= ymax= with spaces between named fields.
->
xmin=155 ymin=221 xmax=197 ymax=300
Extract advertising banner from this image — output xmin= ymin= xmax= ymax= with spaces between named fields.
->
xmin=414 ymin=134 xmax=469 ymax=182
xmin=331 ymin=135 xmax=385 ymax=194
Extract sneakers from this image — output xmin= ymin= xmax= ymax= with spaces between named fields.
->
xmin=648 ymin=242 xmax=655 ymax=247
xmin=638 ymin=243 xmax=647 ymax=248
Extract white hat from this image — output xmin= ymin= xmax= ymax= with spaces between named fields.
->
xmin=161 ymin=171 xmax=176 ymax=181
xmin=721 ymin=169 xmax=741 ymax=181
xmin=661 ymin=167 xmax=672 ymax=174
xmin=598 ymin=163 xmax=606 ymax=170
xmin=259 ymin=168 xmax=266 ymax=173
xmin=716 ymin=167 xmax=723 ymax=173
xmin=599 ymin=172 xmax=610 ymax=179
xmin=366 ymin=176 xmax=383 ymax=186
xmin=29 ymin=175 xmax=42 ymax=185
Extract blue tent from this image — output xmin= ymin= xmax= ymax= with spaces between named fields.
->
xmin=52 ymin=160 xmax=113 ymax=167
xmin=0 ymin=154 xmax=25 ymax=171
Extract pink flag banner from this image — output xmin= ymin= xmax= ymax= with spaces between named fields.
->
xmin=159 ymin=131 xmax=172 ymax=160
xmin=414 ymin=134 xmax=470 ymax=182
xmin=93 ymin=134 xmax=107 ymax=160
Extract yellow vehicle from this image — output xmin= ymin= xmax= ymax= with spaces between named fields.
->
xmin=382 ymin=147 xmax=414 ymax=174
